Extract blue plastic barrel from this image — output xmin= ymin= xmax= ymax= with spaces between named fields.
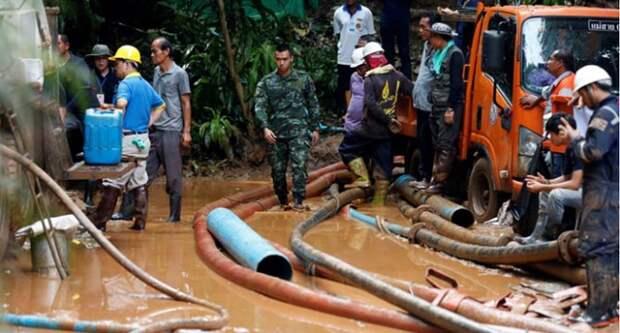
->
xmin=207 ymin=208 xmax=293 ymax=280
xmin=83 ymin=108 xmax=122 ymax=165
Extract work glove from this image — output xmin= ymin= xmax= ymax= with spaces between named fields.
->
xmin=388 ymin=118 xmax=401 ymax=134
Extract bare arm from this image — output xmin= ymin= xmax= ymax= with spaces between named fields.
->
xmin=148 ymin=103 xmax=166 ymax=127
xmin=181 ymin=94 xmax=192 ymax=146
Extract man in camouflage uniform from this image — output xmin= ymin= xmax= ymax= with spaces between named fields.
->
xmin=561 ymin=65 xmax=618 ymax=327
xmin=254 ymin=43 xmax=320 ymax=211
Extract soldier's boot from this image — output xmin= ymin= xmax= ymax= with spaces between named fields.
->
xmin=371 ymin=180 xmax=390 ymax=206
xmin=111 ymin=191 xmax=134 ymax=220
xmin=345 ymin=158 xmax=371 ymax=189
xmin=514 ymin=215 xmax=548 ymax=244
xmin=129 ymin=186 xmax=148 ymax=231
xmin=167 ymin=194 xmax=181 ymax=223
xmin=89 ymin=186 xmax=121 ymax=231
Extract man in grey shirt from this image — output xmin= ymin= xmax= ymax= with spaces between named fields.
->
xmin=147 ymin=37 xmax=192 ymax=222
xmin=409 ymin=12 xmax=440 ymax=188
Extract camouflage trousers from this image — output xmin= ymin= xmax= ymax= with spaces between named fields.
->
xmin=268 ymin=134 xmax=311 ymax=205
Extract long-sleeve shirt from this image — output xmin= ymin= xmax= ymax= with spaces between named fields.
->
xmin=344 ymin=72 xmax=364 ymax=133
xmin=254 ymin=69 xmax=320 ymax=139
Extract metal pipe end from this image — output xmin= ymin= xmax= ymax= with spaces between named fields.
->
xmin=257 ymin=254 xmax=293 ymax=281
xmin=451 ymin=208 xmax=475 ymax=228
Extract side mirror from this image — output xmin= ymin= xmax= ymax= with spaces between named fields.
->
xmin=482 ymin=30 xmax=507 ymax=74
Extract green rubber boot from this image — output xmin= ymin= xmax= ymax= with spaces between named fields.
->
xmin=371 ymin=180 xmax=389 ymax=206
xmin=345 ymin=157 xmax=371 ymax=189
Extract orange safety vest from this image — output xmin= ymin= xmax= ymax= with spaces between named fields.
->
xmin=542 ymin=72 xmax=575 ymax=154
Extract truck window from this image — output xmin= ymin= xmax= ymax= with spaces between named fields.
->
xmin=485 ymin=14 xmax=516 ymax=100
xmin=522 ymin=17 xmax=619 ymax=95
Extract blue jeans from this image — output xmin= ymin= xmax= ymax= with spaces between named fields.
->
xmin=539 ymin=188 xmax=582 ymax=239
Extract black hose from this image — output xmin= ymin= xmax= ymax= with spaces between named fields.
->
xmin=290 ymin=188 xmax=496 ymax=333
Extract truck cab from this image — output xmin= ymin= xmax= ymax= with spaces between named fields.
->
xmin=399 ymin=4 xmax=619 ymax=222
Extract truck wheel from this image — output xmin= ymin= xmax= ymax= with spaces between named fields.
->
xmin=468 ymin=158 xmax=499 ymax=223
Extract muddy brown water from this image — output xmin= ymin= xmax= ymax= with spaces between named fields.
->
xmin=1 ymin=179 xmax=616 ymax=332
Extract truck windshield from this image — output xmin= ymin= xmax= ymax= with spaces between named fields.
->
xmin=521 ymin=17 xmax=619 ymax=95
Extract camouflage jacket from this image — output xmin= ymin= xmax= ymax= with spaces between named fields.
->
xmin=254 ymin=69 xmax=320 ymax=139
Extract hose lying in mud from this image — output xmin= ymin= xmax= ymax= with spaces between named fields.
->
xmin=394 ymin=175 xmax=475 ymax=227
xmin=340 ymin=208 xmax=579 ymax=333
xmin=194 ymin=170 xmax=443 ymax=333
xmin=0 ymin=144 xmax=228 ymax=333
xmin=396 ymin=198 xmax=587 ymax=284
xmin=396 ymin=199 xmax=510 ymax=246
xmin=290 ymin=188 xmax=499 ymax=333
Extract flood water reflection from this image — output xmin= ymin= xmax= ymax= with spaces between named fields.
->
xmin=0 ymin=178 xmax=616 ymax=332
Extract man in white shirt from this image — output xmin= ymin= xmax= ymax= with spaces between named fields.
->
xmin=333 ymin=1 xmax=375 ymax=116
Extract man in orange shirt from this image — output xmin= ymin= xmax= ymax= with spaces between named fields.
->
xmin=520 ymin=49 xmax=575 ymax=177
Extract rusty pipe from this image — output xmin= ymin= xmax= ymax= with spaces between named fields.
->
xmin=397 ymin=199 xmax=511 ymax=246
xmin=394 ymin=175 xmax=475 ymax=227
xmin=290 ymin=188 xmax=496 ymax=333
xmin=317 ymin=210 xmax=579 ymax=333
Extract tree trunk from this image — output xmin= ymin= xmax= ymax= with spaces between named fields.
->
xmin=216 ymin=0 xmax=256 ymax=139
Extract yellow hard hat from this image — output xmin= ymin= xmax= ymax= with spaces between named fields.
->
xmin=109 ymin=45 xmax=141 ymax=64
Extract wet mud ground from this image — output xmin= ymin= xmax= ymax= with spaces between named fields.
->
xmin=1 ymin=178 xmax=617 ymax=332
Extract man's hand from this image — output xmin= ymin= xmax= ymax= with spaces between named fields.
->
xmin=182 ymin=129 xmax=192 ymax=148
xmin=264 ymin=128 xmax=277 ymax=144
xmin=526 ymin=172 xmax=546 ymax=184
xmin=520 ymin=95 xmax=540 ymax=109
xmin=444 ymin=109 xmax=455 ymax=125
xmin=388 ymin=118 xmax=402 ymax=134
xmin=559 ymin=117 xmax=580 ymax=141
xmin=311 ymin=130 xmax=320 ymax=146
xmin=58 ymin=107 xmax=67 ymax=122
xmin=526 ymin=180 xmax=545 ymax=193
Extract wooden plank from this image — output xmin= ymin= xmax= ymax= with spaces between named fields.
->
xmin=64 ymin=161 xmax=136 ymax=180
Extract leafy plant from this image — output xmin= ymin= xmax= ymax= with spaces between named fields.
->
xmin=198 ymin=107 xmax=240 ymax=160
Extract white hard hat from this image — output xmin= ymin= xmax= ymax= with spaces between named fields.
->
xmin=362 ymin=42 xmax=384 ymax=58
xmin=350 ymin=47 xmax=365 ymax=68
xmin=574 ymin=65 xmax=612 ymax=93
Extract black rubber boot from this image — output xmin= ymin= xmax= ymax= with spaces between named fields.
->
xmin=111 ymin=191 xmax=134 ymax=220
xmin=579 ymin=254 xmax=620 ymax=327
xmin=83 ymin=180 xmax=96 ymax=208
xmin=167 ymin=194 xmax=181 ymax=223
xmin=129 ymin=186 xmax=148 ymax=231
xmin=89 ymin=186 xmax=121 ymax=231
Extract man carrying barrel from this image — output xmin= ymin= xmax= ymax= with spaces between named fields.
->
xmin=90 ymin=45 xmax=165 ymax=231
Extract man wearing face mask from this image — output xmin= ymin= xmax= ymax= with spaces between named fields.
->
xmin=358 ymin=41 xmax=412 ymax=204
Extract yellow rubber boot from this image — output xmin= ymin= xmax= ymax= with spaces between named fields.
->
xmin=371 ymin=180 xmax=389 ymax=206
xmin=345 ymin=158 xmax=371 ymax=189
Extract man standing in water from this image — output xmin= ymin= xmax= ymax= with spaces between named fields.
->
xmin=254 ymin=43 xmax=320 ymax=211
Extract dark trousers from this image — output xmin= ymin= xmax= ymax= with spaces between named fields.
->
xmin=416 ymin=110 xmax=433 ymax=180
xmin=146 ymin=130 xmax=183 ymax=198
xmin=429 ymin=105 xmax=463 ymax=182
xmin=269 ymin=135 xmax=310 ymax=204
xmin=338 ymin=133 xmax=393 ymax=180
xmin=380 ymin=19 xmax=411 ymax=79
xmin=336 ymin=65 xmax=355 ymax=115
xmin=66 ymin=128 xmax=83 ymax=163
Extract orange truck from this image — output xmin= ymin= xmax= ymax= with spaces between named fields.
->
xmin=397 ymin=4 xmax=619 ymax=222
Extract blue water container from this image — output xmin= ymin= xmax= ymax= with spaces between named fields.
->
xmin=83 ymin=108 xmax=122 ymax=165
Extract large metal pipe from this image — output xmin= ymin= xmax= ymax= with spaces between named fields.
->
xmin=394 ymin=175 xmax=475 ymax=227
xmin=341 ymin=209 xmax=579 ymax=333
xmin=0 ymin=144 xmax=228 ymax=332
xmin=290 ymin=188 xmax=496 ymax=333
xmin=396 ymin=199 xmax=510 ymax=246
xmin=207 ymin=208 xmax=292 ymax=280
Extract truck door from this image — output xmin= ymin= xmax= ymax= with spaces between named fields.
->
xmin=470 ymin=12 xmax=516 ymax=193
